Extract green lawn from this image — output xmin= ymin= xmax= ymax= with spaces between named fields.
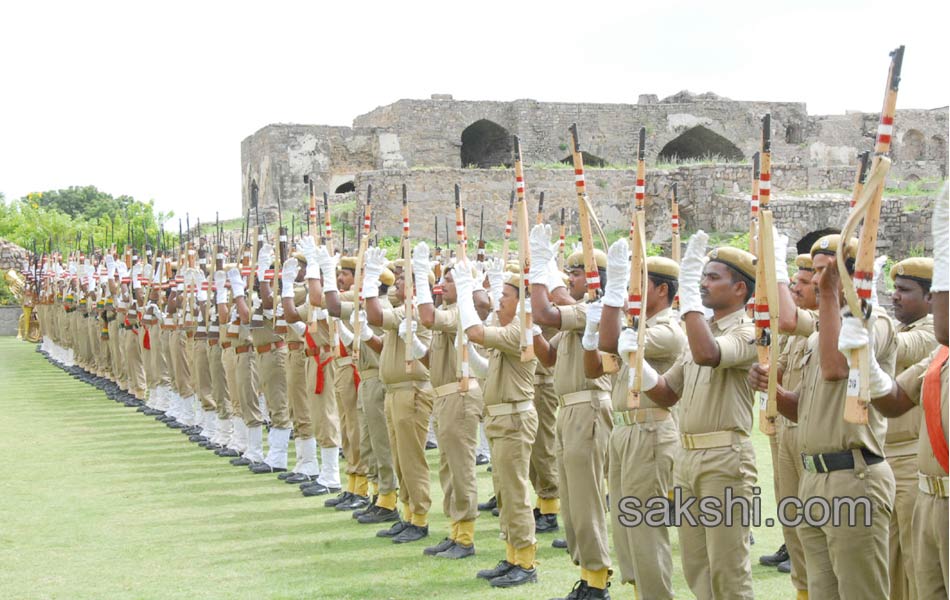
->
xmin=0 ymin=337 xmax=792 ymax=599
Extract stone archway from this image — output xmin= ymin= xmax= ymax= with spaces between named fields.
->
xmin=657 ymin=126 xmax=744 ymax=163
xmin=334 ymin=181 xmax=355 ymax=194
xmin=901 ymin=129 xmax=925 ymax=162
xmin=460 ymin=120 xmax=512 ymax=168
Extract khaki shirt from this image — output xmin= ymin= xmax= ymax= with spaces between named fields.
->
xmin=379 ymin=304 xmax=432 ymax=386
xmin=887 ymin=314 xmax=937 ymax=449
xmin=796 ymin=305 xmax=897 ymax=457
xmin=340 ymin=292 xmax=387 ymax=374
xmin=664 ymin=308 xmax=758 ymax=435
xmin=896 ymin=347 xmax=949 ymax=478
xmin=552 ymin=303 xmax=611 ymax=397
xmin=428 ymin=302 xmax=459 ymax=389
xmin=482 ymin=317 xmax=537 ymax=407
xmin=283 ymin=285 xmax=308 ymax=344
xmin=610 ymin=308 xmax=687 ymax=412
xmin=300 ymin=303 xmax=333 ymax=348
xmin=775 ymin=309 xmax=818 ymax=428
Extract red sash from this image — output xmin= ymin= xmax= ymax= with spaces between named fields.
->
xmin=305 ymin=328 xmax=333 ymax=394
xmin=340 ymin=340 xmax=360 ymax=389
xmin=923 ymin=345 xmax=949 ymax=474
xmin=143 ymin=328 xmax=151 ymax=350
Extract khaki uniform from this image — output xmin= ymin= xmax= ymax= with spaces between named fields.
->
xmin=795 ymin=306 xmax=897 ymax=600
xmin=379 ymin=304 xmax=433 ymax=525
xmin=608 ymin=308 xmax=686 ymax=597
xmin=663 ymin=308 xmax=758 ymax=600
xmin=774 ymin=309 xmax=817 ymax=592
xmin=300 ymin=307 xmax=340 ymax=449
xmin=124 ymin=305 xmax=147 ymax=400
xmin=896 ymin=348 xmax=949 ymax=598
xmin=552 ymin=303 xmax=613 ymax=581
xmin=334 ymin=337 xmax=366 ymax=478
xmin=207 ymin=319 xmax=232 ymax=422
xmin=428 ymin=301 xmax=484 ymax=541
xmin=251 ymin=316 xmax=290 ymax=430
xmin=235 ymin=323 xmax=262 ymax=427
xmin=482 ymin=318 xmax=538 ymax=567
xmin=886 ymin=314 xmax=936 ymax=600
xmin=530 ymin=327 xmax=560 ymax=513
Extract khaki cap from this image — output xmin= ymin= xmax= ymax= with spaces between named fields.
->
xmin=706 ymin=246 xmax=756 ymax=281
xmin=646 ymin=256 xmax=679 ymax=280
xmin=810 ymin=234 xmax=858 ymax=259
xmin=794 ymin=254 xmax=813 ymax=271
xmin=890 ymin=257 xmax=933 ymax=282
xmin=565 ymin=248 xmax=607 ymax=270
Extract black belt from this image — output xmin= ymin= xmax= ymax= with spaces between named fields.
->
xmin=801 ymin=448 xmax=884 ymax=474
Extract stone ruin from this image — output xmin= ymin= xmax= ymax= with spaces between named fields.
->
xmin=240 ymin=92 xmax=948 ymax=256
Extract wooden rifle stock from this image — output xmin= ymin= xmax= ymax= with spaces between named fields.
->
xmin=500 ymin=191 xmax=515 ymax=267
xmin=839 ymin=46 xmax=903 ymax=425
xmin=402 ymin=185 xmax=415 ymax=373
xmin=626 ymin=127 xmax=649 ymax=408
xmin=670 ymin=184 xmax=681 ymax=310
xmin=454 ymin=184 xmax=471 ymax=390
xmin=568 ymin=124 xmax=601 ymax=301
xmin=513 ymin=137 xmax=535 ymax=362
xmin=755 ymin=115 xmax=780 ymax=435
xmin=352 ymin=185 xmax=372 ymax=362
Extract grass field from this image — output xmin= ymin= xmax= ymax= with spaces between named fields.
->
xmin=0 ymin=337 xmax=794 ymax=599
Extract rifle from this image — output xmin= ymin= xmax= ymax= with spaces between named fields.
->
xmin=513 ymin=136 xmax=535 ymax=361
xmin=747 ymin=151 xmax=761 ymax=316
xmin=850 ymin=151 xmax=871 ymax=208
xmin=838 ymin=46 xmax=903 ymax=425
xmin=670 ymin=183 xmax=681 ymax=310
xmin=755 ymin=115 xmax=781 ymax=436
xmin=352 ymin=185 xmax=373 ymax=362
xmin=500 ymin=191 xmax=515 ymax=266
xmin=536 ymin=191 xmax=545 ymax=226
xmin=432 ymin=215 xmax=442 ymax=285
xmin=402 ymin=184 xmax=415 ymax=373
xmin=476 ymin=206 xmax=486 ymax=262
xmin=454 ymin=184 xmax=471 ymax=390
xmin=625 ymin=126 xmax=650 ymax=409
xmin=558 ymin=207 xmax=566 ymax=270
xmin=568 ymin=124 xmax=602 ymax=301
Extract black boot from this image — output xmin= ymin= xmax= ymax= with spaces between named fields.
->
xmin=478 ymin=495 xmax=497 ymax=512
xmin=534 ymin=507 xmax=559 ymax=533
xmin=759 ymin=543 xmax=788 ymax=567
xmin=489 ymin=565 xmax=537 ymax=588
xmin=476 ymin=560 xmax=514 ymax=580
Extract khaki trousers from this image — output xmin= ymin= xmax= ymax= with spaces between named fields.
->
xmin=385 ymin=384 xmax=434 ymax=517
xmin=435 ymin=388 xmax=483 ymax=523
xmin=287 ymin=349 xmax=311 ymax=436
xmin=486 ymin=408 xmax=538 ymax=550
xmin=797 ymin=458 xmax=895 ymax=600
xmin=676 ymin=439 xmax=757 ymax=600
xmin=335 ymin=361 xmax=364 ymax=475
xmin=108 ymin=319 xmax=121 ymax=381
xmin=161 ymin=330 xmax=175 ymax=391
xmin=207 ymin=343 xmax=231 ymax=419
xmin=306 ymin=356 xmax=340 ymax=447
xmin=530 ymin=380 xmax=560 ymax=501
xmin=171 ymin=331 xmax=194 ymax=398
xmin=222 ymin=345 xmax=241 ymax=420
xmin=236 ymin=348 xmax=262 ymax=426
xmin=912 ymin=492 xmax=949 ymax=598
xmin=194 ymin=340 xmax=215 ymax=412
xmin=556 ymin=398 xmax=612 ymax=572
xmin=360 ymin=375 xmax=395 ymax=495
xmin=124 ymin=327 xmax=146 ymax=399
xmin=258 ymin=346 xmax=290 ymax=429
xmin=777 ymin=422 xmax=807 ymax=591
xmin=150 ymin=325 xmax=171 ymax=388
xmin=886 ymin=452 xmax=919 ymax=600
xmin=608 ymin=418 xmax=677 ymax=597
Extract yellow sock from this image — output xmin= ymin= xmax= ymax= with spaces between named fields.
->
xmin=449 ymin=521 xmax=459 ymax=542
xmin=506 ymin=543 xmax=516 ymax=564
xmin=403 ymin=503 xmax=412 ymax=522
xmin=370 ymin=480 xmax=379 ymax=497
xmin=796 ymin=591 xmax=809 ymax=600
xmin=410 ymin=512 xmax=428 ymax=527
xmin=632 ymin=582 xmax=641 ymax=600
xmin=354 ymin=475 xmax=369 ymax=497
xmin=376 ymin=491 xmax=397 ymax=510
xmin=537 ymin=497 xmax=560 ymax=515
xmin=512 ymin=543 xmax=537 ymax=569
xmin=583 ymin=568 xmax=609 ymax=590
xmin=455 ymin=520 xmax=475 ymax=546
xmin=345 ymin=476 xmax=355 ymax=494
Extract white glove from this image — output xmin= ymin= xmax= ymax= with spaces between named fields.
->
xmin=311 ymin=306 xmax=328 ymax=320
xmin=618 ymin=328 xmax=659 ymax=391
xmin=932 ymin=183 xmax=949 ymax=292
xmin=870 ymin=255 xmax=888 ymax=305
xmin=256 ymin=243 xmax=274 ymax=282
xmin=297 ymin=235 xmax=318 ymax=263
xmin=195 ymin=270 xmax=208 ymax=302
xmin=528 ymin=224 xmax=559 ymax=284
xmin=412 ymin=242 xmax=433 ymax=306
xmin=398 ymin=319 xmax=427 ymax=359
xmin=314 ymin=246 xmax=339 ymax=291
xmin=678 ymin=230 xmax=709 ymax=315
xmin=116 ymin=261 xmax=129 ymax=282
xmin=290 ymin=321 xmax=306 ymax=337
xmin=152 ymin=258 xmax=163 ymax=283
xmin=142 ymin=263 xmax=153 ymax=283
xmin=281 ymin=258 xmax=299 ymax=298
xmin=453 ymin=259 xmax=480 ymax=331
xmin=227 ymin=268 xmax=246 ymax=298
xmin=466 ymin=342 xmax=489 ymax=378
xmin=581 ymin=300 xmax=603 ymax=351
xmin=214 ymin=271 xmax=228 ymax=304
xmin=838 ymin=314 xmax=892 ymax=397
xmin=772 ymin=228 xmax=790 ymax=285
xmin=351 ymin=310 xmax=374 ymax=342
xmin=544 ymin=256 xmax=565 ymax=293
xmin=337 ymin=320 xmax=355 ymax=347
xmin=105 ymin=254 xmax=116 ymax=279
xmin=603 ymin=238 xmax=630 ymax=308
xmin=486 ymin=258 xmax=504 ymax=309
xmin=361 ymin=247 xmax=387 ymax=299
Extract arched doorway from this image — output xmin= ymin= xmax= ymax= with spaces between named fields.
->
xmin=657 ymin=126 xmax=744 ymax=163
xmin=334 ymin=181 xmax=355 ymax=194
xmin=560 ymin=151 xmax=608 ymax=168
xmin=901 ymin=129 xmax=925 ymax=162
xmin=460 ymin=120 xmax=512 ymax=168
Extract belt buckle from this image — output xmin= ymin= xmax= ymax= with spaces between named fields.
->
xmin=612 ymin=413 xmax=625 ymax=427
xmin=802 ymin=454 xmax=817 ymax=473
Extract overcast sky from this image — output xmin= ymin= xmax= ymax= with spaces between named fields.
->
xmin=2 ymin=0 xmax=946 ymax=226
